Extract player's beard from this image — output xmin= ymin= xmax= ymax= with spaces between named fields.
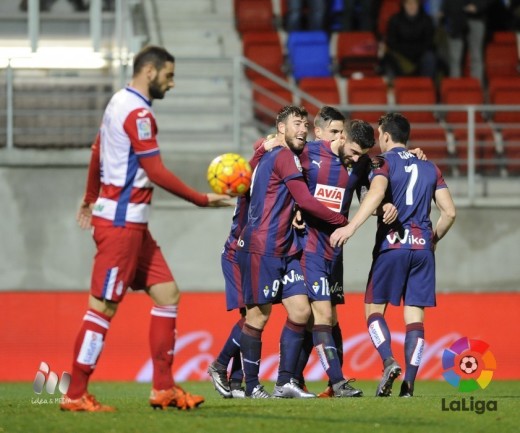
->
xmin=338 ymin=144 xmax=352 ymax=165
xmin=286 ymin=135 xmax=306 ymax=154
xmin=149 ymin=77 xmax=166 ymax=100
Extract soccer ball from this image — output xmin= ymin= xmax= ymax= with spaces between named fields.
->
xmin=207 ymin=153 xmax=252 ymax=196
xmin=460 ymin=356 xmax=478 ymax=374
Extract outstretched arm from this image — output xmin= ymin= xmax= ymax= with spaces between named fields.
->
xmin=330 ymin=175 xmax=388 ymax=247
xmin=140 ymin=154 xmax=231 ymax=207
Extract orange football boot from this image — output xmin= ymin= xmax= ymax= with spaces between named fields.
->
xmin=60 ymin=393 xmax=116 ymax=412
xmin=317 ymin=385 xmax=334 ymax=398
xmin=150 ymin=384 xmax=205 ymax=410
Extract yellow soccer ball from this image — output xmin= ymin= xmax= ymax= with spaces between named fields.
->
xmin=207 ymin=153 xmax=252 ymax=196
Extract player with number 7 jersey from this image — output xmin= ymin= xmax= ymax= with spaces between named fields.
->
xmin=368 ymin=140 xmax=445 ymax=254
xmin=329 ymin=112 xmax=456 ymax=398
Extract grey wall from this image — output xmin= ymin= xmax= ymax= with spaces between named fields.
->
xmin=1 ymin=166 xmax=519 ymax=293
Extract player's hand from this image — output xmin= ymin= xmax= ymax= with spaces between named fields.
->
xmin=410 ymin=147 xmax=427 ymax=161
xmin=330 ymin=224 xmax=354 ymax=248
xmin=206 ymin=193 xmax=234 ymax=207
xmin=292 ymin=209 xmax=305 ymax=230
xmin=330 ymin=135 xmax=346 ymax=150
xmin=76 ymin=201 xmax=94 ymax=230
xmin=381 ymin=203 xmax=398 ymax=224
xmin=263 ymin=135 xmax=283 ymax=151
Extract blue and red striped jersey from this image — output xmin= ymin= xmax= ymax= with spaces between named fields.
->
xmin=238 ymin=146 xmax=304 ymax=257
xmin=300 ymin=140 xmax=370 ymax=260
xmin=370 ymin=147 xmax=448 ymax=253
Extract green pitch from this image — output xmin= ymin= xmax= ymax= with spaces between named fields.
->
xmin=1 ymin=381 xmax=519 ymax=433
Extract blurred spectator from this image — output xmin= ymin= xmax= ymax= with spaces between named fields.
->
xmin=440 ymin=0 xmax=493 ymax=83
xmin=486 ymin=0 xmax=520 ymax=32
xmin=68 ymin=0 xmax=88 ymax=11
xmin=512 ymin=0 xmax=520 ymax=31
xmin=423 ymin=0 xmax=443 ymax=24
xmin=286 ymin=0 xmax=330 ymax=31
xmin=19 ymin=0 xmax=92 ymax=12
xmin=332 ymin=0 xmax=380 ymax=32
xmin=381 ymin=0 xmax=437 ymax=80
xmin=103 ymin=0 xmax=115 ymax=11
xmin=20 ymin=0 xmax=56 ymax=11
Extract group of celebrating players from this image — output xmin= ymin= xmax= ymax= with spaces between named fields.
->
xmin=59 ymin=45 xmax=456 ymax=412
xmin=208 ymin=103 xmax=456 ymax=400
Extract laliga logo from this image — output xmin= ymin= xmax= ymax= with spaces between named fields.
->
xmin=440 ymin=337 xmax=498 ymax=415
xmin=441 ymin=337 xmax=496 ymax=392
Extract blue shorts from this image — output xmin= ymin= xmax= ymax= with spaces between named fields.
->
xmin=237 ymin=251 xmax=307 ymax=306
xmin=301 ymin=251 xmax=344 ymax=305
xmin=221 ymin=245 xmax=244 ymax=311
xmin=365 ymin=249 xmax=436 ymax=307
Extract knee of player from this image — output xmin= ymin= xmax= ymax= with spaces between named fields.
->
xmin=147 ymin=281 xmax=180 ymax=306
xmin=88 ymin=295 xmax=118 ymax=317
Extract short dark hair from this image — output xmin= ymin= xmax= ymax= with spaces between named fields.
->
xmin=276 ymin=105 xmax=308 ymax=126
xmin=133 ymin=46 xmax=175 ymax=76
xmin=347 ymin=119 xmax=375 ymax=150
xmin=314 ymin=106 xmax=345 ymax=128
xmin=378 ymin=112 xmax=410 ymax=145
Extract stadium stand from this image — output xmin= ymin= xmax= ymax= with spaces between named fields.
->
xmin=485 ymin=43 xmax=518 ymax=82
xmin=242 ymin=31 xmax=285 ymax=80
xmin=12 ymin=81 xmax=111 ymax=148
xmin=347 ymin=76 xmax=388 ymax=123
xmin=408 ymin=126 xmax=451 ymax=173
xmin=298 ymin=76 xmax=340 ymax=117
xmin=335 ymin=31 xmax=379 ymax=78
xmin=286 ymin=31 xmax=333 ymax=81
xmin=440 ymin=78 xmax=497 ymax=175
xmin=251 ymin=76 xmax=293 ymax=124
xmin=392 ymin=76 xmax=437 ymax=123
xmin=376 ymin=0 xmax=400 ymax=39
xmin=235 ymin=0 xmax=276 ymax=33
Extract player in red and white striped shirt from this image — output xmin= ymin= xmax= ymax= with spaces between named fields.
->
xmin=61 ymin=46 xmax=230 ymax=412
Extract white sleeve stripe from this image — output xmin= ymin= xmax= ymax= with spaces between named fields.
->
xmin=135 ymin=148 xmax=159 ymax=155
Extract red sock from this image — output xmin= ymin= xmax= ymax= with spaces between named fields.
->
xmin=149 ymin=305 xmax=177 ymax=390
xmin=67 ymin=309 xmax=111 ymax=399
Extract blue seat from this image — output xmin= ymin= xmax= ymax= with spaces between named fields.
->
xmin=286 ymin=31 xmax=332 ymax=81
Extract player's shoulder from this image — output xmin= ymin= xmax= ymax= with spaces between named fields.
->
xmin=274 ymin=148 xmax=303 ymax=171
xmin=305 ymin=139 xmax=322 ymax=150
xmin=119 ymin=88 xmax=154 ymax=117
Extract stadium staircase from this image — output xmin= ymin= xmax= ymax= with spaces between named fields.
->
xmin=141 ymin=0 xmax=262 ymax=191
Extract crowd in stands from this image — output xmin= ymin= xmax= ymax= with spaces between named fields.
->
xmin=237 ymin=0 xmax=520 ymax=87
xmin=236 ymin=0 xmax=520 ymax=176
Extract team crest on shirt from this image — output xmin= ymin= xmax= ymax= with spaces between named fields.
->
xmin=136 ymin=117 xmax=152 ymax=140
xmin=293 ymin=155 xmax=303 ymax=172
xmin=370 ymin=157 xmax=383 ymax=169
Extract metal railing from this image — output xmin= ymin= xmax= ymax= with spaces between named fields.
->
xmin=0 ymin=0 xmax=151 ymax=151
xmin=1 ymin=54 xmax=519 ymax=207
xmin=233 ymin=56 xmax=520 ymax=206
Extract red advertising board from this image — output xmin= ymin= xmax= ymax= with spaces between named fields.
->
xmin=0 ymin=292 xmax=518 ymax=382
